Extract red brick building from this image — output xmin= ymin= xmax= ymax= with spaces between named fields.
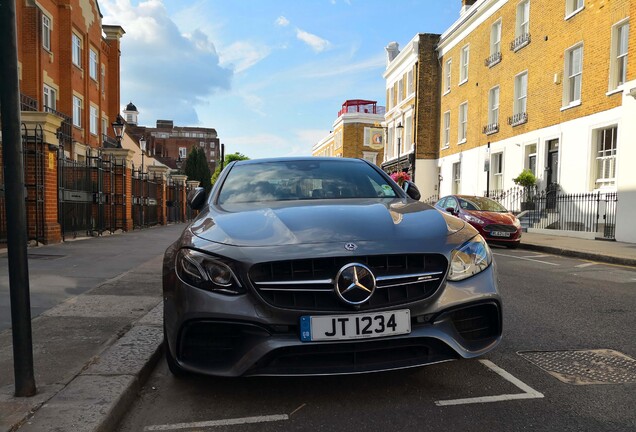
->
xmin=15 ymin=0 xmax=124 ymax=158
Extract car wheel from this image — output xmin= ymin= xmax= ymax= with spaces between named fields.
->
xmin=164 ymin=327 xmax=188 ymax=378
xmin=507 ymin=242 xmax=520 ymax=249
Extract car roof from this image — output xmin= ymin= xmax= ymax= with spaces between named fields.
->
xmin=233 ymin=156 xmax=366 ymax=166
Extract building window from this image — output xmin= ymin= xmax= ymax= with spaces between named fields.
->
xmin=610 ymin=22 xmax=629 ymax=90
xmin=460 ymin=45 xmax=469 ymax=84
xmin=72 ymin=96 xmax=82 ymax=128
xmin=389 ymin=87 xmax=394 ymax=109
xmin=566 ymin=0 xmax=584 ymax=17
xmin=89 ymin=48 xmax=98 ymax=80
xmin=516 ymin=0 xmax=530 ymax=37
xmin=458 ymin=102 xmax=468 ymax=143
xmin=101 ymin=64 xmax=106 ymax=95
xmin=564 ymin=44 xmax=583 ymax=106
xmin=407 ymin=70 xmax=414 ymax=95
xmin=43 ymin=85 xmax=56 ymax=111
xmin=488 ymin=86 xmax=500 ymax=127
xmin=179 ymin=147 xmax=187 ymax=159
xmin=362 ymin=152 xmax=378 ymax=165
xmin=444 ymin=59 xmax=452 ymax=93
xmin=443 ymin=111 xmax=450 ymax=147
xmin=452 ymin=162 xmax=461 ymax=195
xmin=594 ymin=126 xmax=617 ymax=188
xmin=509 ymin=72 xmax=528 ymax=126
xmin=398 ymin=79 xmax=404 ymax=103
xmin=490 ymin=20 xmax=502 ymax=59
xmin=42 ymin=14 xmax=51 ymax=51
xmin=102 ymin=118 xmax=107 ymax=140
xmin=524 ymin=144 xmax=537 ymax=175
xmin=72 ymin=33 xmax=82 ymax=67
xmin=90 ymin=106 xmax=98 ymax=135
xmin=491 ymin=152 xmax=504 ymax=190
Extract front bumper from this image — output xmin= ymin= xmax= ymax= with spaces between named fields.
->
xmin=164 ymin=264 xmax=502 ymax=377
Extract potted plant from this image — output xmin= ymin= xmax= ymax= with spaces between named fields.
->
xmin=513 ymin=169 xmax=537 ymax=211
xmin=390 ymin=171 xmax=411 ymax=187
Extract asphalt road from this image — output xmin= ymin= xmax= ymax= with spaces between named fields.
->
xmin=117 ymin=249 xmax=636 ymax=432
xmin=0 ymin=224 xmax=185 ymax=331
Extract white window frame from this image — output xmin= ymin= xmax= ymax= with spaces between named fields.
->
xmin=458 ymin=102 xmax=468 ymax=143
xmin=72 ymin=95 xmax=82 ymax=128
xmin=443 ymin=111 xmax=450 ymax=148
xmin=565 ymin=0 xmax=584 ymax=19
xmin=72 ymin=33 xmax=82 ymax=67
xmin=102 ymin=118 xmax=108 ymax=140
xmin=609 ymin=21 xmax=629 ymax=91
xmin=101 ymin=64 xmax=106 ymax=95
xmin=398 ymin=79 xmax=404 ymax=103
xmin=459 ymin=45 xmax=469 ymax=84
xmin=524 ymin=143 xmax=537 ymax=175
xmin=407 ymin=70 xmax=414 ymax=95
xmin=488 ymin=86 xmax=500 ymax=126
xmin=42 ymin=14 xmax=51 ymax=51
xmin=490 ymin=20 xmax=502 ymax=56
xmin=444 ymin=59 xmax=452 ymax=94
xmin=563 ymin=43 xmax=583 ymax=107
xmin=43 ymin=84 xmax=56 ymax=111
xmin=179 ymin=147 xmax=187 ymax=159
xmin=452 ymin=162 xmax=461 ymax=195
xmin=89 ymin=106 xmax=98 ymax=135
xmin=491 ymin=152 xmax=504 ymax=190
xmin=593 ymin=126 xmax=618 ymax=189
xmin=89 ymin=48 xmax=98 ymax=80
xmin=516 ymin=0 xmax=530 ymax=37
xmin=514 ymin=71 xmax=528 ymax=115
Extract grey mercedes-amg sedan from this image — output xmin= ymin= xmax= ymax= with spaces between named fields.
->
xmin=163 ymin=157 xmax=502 ymax=377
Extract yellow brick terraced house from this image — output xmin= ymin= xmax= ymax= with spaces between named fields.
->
xmin=384 ymin=0 xmax=635 ymax=243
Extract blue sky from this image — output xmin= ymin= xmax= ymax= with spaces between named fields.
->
xmin=101 ymin=0 xmax=458 ymax=159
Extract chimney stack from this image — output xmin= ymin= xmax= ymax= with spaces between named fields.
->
xmin=461 ymin=0 xmax=478 ymax=15
xmin=385 ymin=42 xmax=400 ymax=66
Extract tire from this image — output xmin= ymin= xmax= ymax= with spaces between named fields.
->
xmin=164 ymin=327 xmax=188 ymax=378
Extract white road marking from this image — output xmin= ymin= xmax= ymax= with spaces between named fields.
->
xmin=493 ymin=252 xmax=559 ymax=266
xmin=435 ymin=360 xmax=544 ymax=406
xmin=143 ymin=414 xmax=289 ymax=431
xmin=575 ymin=262 xmax=597 ymax=268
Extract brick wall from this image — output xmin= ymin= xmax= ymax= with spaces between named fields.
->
xmin=439 ymin=0 xmax=632 ymax=159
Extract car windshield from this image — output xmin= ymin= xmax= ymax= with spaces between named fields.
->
xmin=217 ymin=159 xmax=399 ymax=204
xmin=459 ymin=197 xmax=508 ymax=212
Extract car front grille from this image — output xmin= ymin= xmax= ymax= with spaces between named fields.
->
xmin=249 ymin=254 xmax=448 ymax=311
xmin=483 ymin=223 xmax=517 ymax=232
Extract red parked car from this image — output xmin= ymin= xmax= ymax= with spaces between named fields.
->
xmin=435 ymin=195 xmax=521 ymax=248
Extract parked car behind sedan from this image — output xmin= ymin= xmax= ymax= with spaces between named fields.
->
xmin=435 ymin=195 xmax=522 ymax=249
xmin=163 ymin=158 xmax=502 ymax=377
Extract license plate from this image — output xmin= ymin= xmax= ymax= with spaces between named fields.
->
xmin=491 ymin=231 xmax=511 ymax=237
xmin=300 ymin=310 xmax=410 ymax=342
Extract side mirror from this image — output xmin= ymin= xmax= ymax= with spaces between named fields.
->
xmin=187 ymin=187 xmax=207 ymax=211
xmin=402 ymin=181 xmax=421 ymax=201
xmin=445 ymin=207 xmax=456 ymax=216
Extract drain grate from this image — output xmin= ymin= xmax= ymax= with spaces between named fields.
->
xmin=518 ymin=349 xmax=636 ymax=385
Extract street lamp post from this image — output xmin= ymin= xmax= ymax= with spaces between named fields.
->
xmin=396 ymin=122 xmax=404 ymax=172
xmin=139 ymin=136 xmax=146 ymax=177
xmin=111 ymin=114 xmax=125 ymax=148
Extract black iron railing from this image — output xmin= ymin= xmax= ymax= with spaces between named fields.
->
xmin=483 ymin=123 xmax=499 ymax=135
xmin=508 ymin=112 xmax=528 ymax=126
xmin=510 ymin=33 xmax=531 ymax=52
xmin=484 ymin=52 xmax=502 ymax=67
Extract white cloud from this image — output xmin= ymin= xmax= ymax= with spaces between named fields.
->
xmin=275 ymin=16 xmax=290 ymax=27
xmin=219 ymin=41 xmax=271 ymax=73
xmin=295 ymin=29 xmax=331 ymax=52
xmin=100 ymin=0 xmax=231 ymax=125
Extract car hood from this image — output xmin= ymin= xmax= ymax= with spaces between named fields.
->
xmin=190 ymin=199 xmax=464 ymax=247
xmin=468 ymin=211 xmax=517 ymax=224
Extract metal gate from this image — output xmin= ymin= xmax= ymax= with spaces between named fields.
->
xmin=58 ymin=150 xmax=127 ymax=239
xmin=166 ymin=177 xmax=183 ymax=223
xmin=0 ymin=124 xmax=46 ymax=244
xmin=132 ymin=167 xmax=161 ymax=228
xmin=597 ymin=192 xmax=617 ymax=240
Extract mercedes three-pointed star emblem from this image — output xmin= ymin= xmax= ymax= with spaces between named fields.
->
xmin=334 ymin=263 xmax=376 ymax=305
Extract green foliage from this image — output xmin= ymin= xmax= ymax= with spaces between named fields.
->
xmin=211 ymin=152 xmax=250 ymax=185
xmin=184 ymin=147 xmax=212 ymax=193
xmin=512 ymin=169 xmax=537 ymax=188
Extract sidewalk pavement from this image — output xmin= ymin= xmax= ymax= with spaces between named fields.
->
xmin=1 ymin=225 xmax=635 ymax=432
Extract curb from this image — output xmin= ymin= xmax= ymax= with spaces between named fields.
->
xmin=518 ymin=243 xmax=636 ymax=268
xmin=14 ymin=305 xmax=164 ymax=432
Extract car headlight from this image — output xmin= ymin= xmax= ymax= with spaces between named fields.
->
xmin=513 ymin=217 xmax=521 ymax=228
xmin=448 ymin=235 xmax=492 ymax=281
xmin=464 ymin=214 xmax=485 ymax=225
xmin=176 ymin=248 xmax=244 ymax=294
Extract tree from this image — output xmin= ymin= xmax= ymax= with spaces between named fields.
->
xmin=211 ymin=152 xmax=250 ymax=185
xmin=184 ymin=147 xmax=212 ymax=193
